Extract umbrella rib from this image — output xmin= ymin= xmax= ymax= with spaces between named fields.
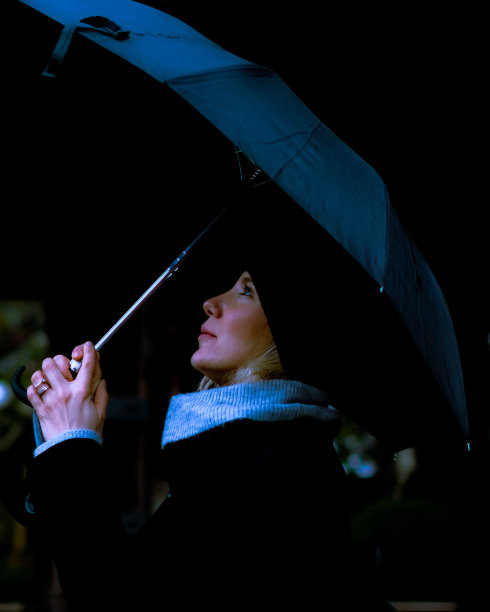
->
xmin=265 ymin=122 xmax=322 ymax=180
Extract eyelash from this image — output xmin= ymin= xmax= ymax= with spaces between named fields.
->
xmin=240 ymin=283 xmax=253 ymax=296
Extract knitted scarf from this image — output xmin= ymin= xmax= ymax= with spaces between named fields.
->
xmin=161 ymin=379 xmax=343 ymax=449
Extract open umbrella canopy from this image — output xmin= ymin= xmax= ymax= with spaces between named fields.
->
xmin=9 ymin=0 xmax=469 ymax=450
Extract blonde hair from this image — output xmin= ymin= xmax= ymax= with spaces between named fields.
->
xmin=197 ymin=343 xmax=286 ymax=391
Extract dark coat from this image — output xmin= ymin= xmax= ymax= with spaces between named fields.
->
xmin=28 ymin=417 xmax=388 ymax=611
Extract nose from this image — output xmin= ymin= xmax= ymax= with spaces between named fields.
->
xmin=203 ymin=294 xmax=223 ymax=318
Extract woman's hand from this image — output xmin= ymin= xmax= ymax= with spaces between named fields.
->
xmin=27 ymin=341 xmax=109 ymax=442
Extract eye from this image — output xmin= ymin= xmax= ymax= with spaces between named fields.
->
xmin=240 ymin=282 xmax=254 ymax=297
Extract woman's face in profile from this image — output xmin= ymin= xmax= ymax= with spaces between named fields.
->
xmin=191 ymin=271 xmax=274 ymax=384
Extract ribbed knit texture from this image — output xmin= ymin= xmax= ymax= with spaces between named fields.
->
xmin=32 ymin=411 xmax=103 ymax=457
xmin=161 ymin=379 xmax=342 ymax=449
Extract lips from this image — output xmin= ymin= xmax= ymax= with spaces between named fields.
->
xmin=199 ymin=325 xmax=216 ymax=340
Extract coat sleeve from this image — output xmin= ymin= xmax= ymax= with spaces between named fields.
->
xmin=28 ymin=438 xmax=150 ymax=611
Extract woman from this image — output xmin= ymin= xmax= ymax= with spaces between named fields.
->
xmin=23 ymin=263 xmax=394 ymax=611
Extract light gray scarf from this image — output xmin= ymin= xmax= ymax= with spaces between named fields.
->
xmin=161 ymin=379 xmax=343 ymax=449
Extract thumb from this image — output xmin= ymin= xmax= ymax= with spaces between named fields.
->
xmin=94 ymin=379 xmax=109 ymax=424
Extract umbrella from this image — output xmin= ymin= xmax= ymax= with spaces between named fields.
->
xmin=10 ymin=0 xmax=469 ymax=451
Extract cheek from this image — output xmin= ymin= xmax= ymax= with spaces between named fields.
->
xmin=205 ymin=313 xmax=269 ymax=365
xmin=230 ymin=313 xmax=273 ymax=357
xmin=219 ymin=323 xmax=254 ymax=361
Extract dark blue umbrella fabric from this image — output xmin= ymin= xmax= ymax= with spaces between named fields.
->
xmin=15 ymin=0 xmax=469 ymax=447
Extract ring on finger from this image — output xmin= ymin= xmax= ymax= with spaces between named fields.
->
xmin=35 ymin=378 xmax=50 ymax=397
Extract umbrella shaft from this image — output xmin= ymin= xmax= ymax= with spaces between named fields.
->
xmin=69 ymin=250 xmax=188 ymax=375
xmin=95 ymin=250 xmax=188 ymax=351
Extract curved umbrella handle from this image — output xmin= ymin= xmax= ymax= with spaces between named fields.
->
xmin=11 ymin=366 xmax=32 ymax=408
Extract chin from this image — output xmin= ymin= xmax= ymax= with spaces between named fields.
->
xmin=190 ymin=355 xmax=225 ymax=385
xmin=190 ymin=349 xmax=204 ymax=371
xmin=190 ymin=352 xmax=211 ymax=377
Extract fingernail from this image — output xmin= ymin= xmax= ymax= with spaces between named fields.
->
xmin=31 ymin=372 xmax=42 ymax=386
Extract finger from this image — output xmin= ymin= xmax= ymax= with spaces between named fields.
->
xmin=27 ymin=383 xmax=45 ymax=411
xmin=89 ymin=350 xmax=103 ymax=395
xmin=53 ymin=354 xmax=73 ymax=380
xmin=70 ymin=342 xmax=103 ymax=401
xmin=71 ymin=344 xmax=84 ymax=361
xmin=68 ymin=345 xmax=85 ymax=375
xmin=76 ymin=341 xmax=99 ymax=388
xmin=94 ymin=379 xmax=109 ymax=418
xmin=31 ymin=369 xmax=45 ymax=388
xmin=41 ymin=356 xmax=67 ymax=388
xmin=31 ymin=369 xmax=51 ymax=402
